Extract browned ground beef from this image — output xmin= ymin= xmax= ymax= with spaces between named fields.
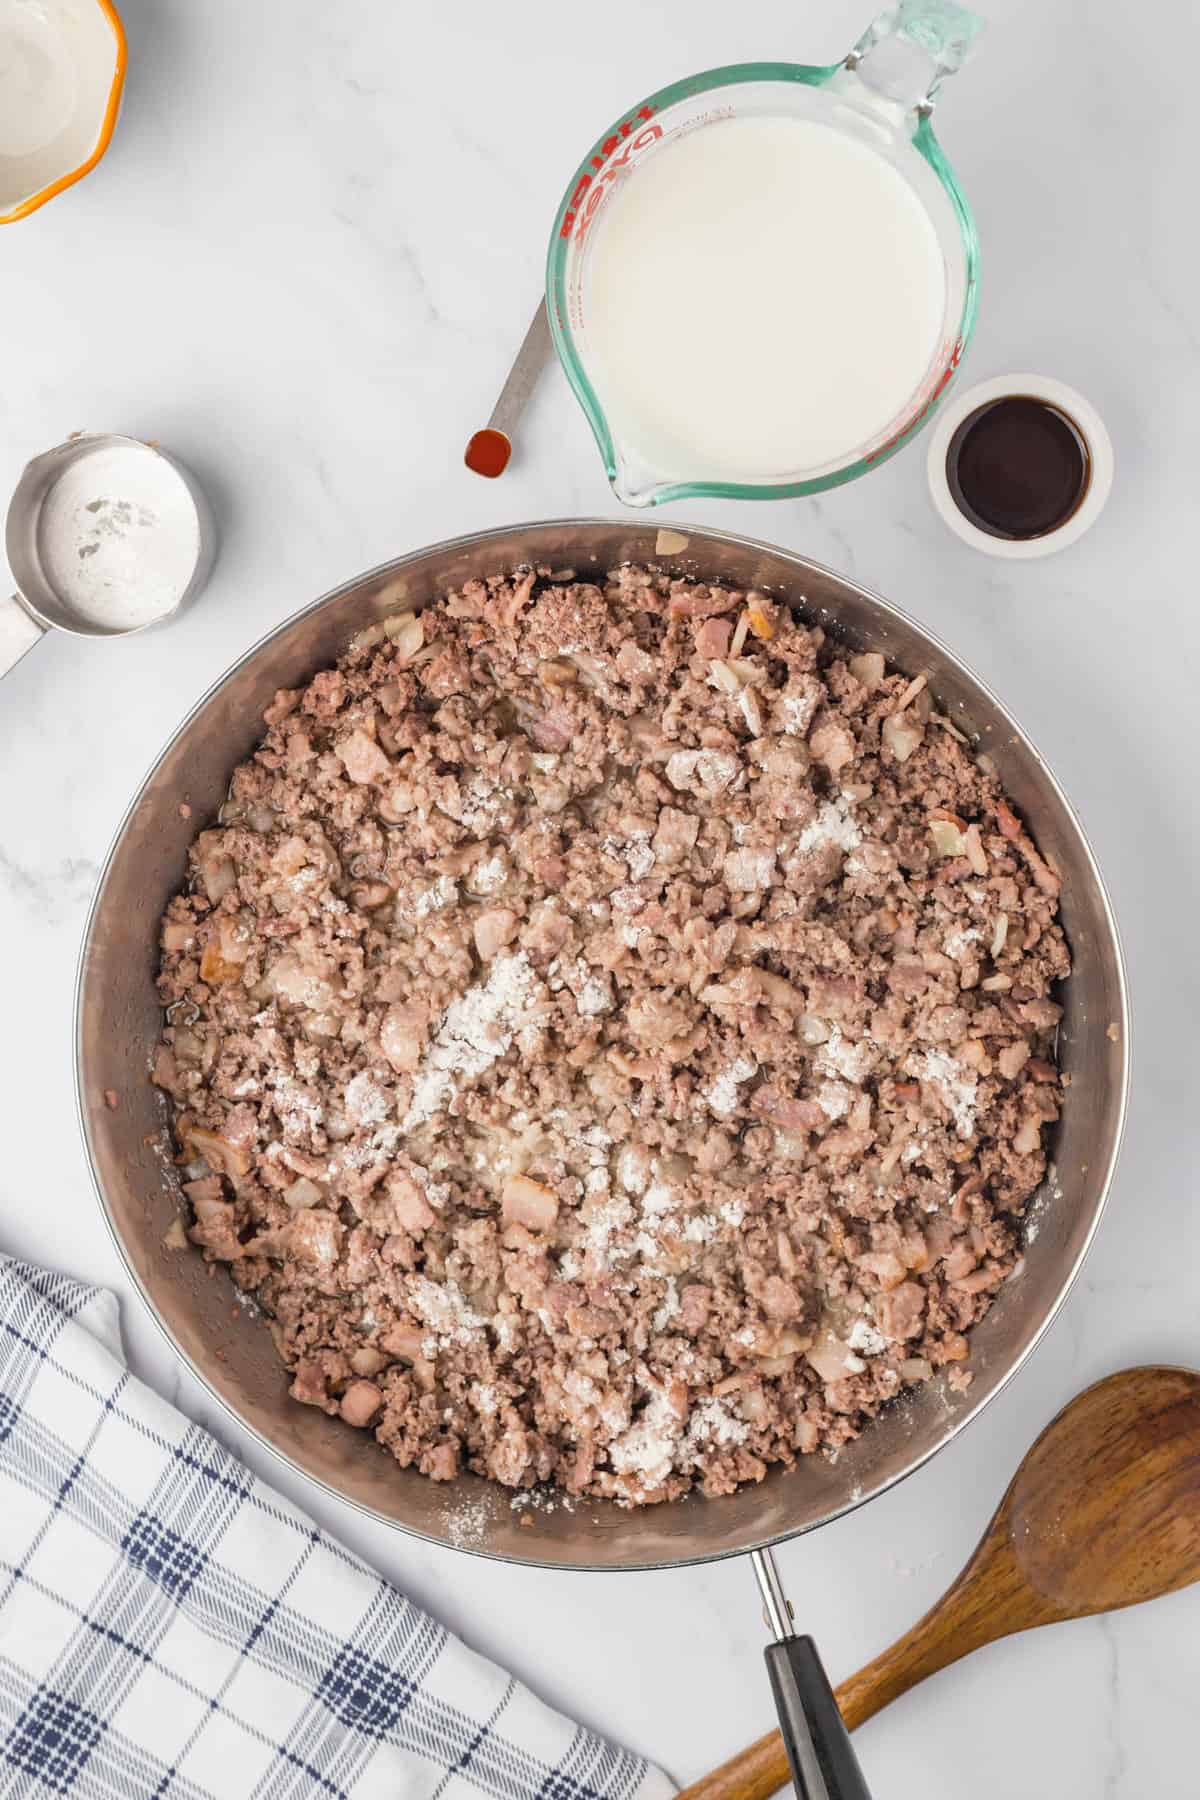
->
xmin=153 ymin=563 xmax=1068 ymax=1504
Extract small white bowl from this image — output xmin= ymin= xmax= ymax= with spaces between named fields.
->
xmin=0 ymin=0 xmax=126 ymax=225
xmin=926 ymin=373 xmax=1114 ymax=559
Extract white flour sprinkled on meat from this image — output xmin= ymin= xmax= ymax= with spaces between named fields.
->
xmin=608 ymin=1386 xmax=681 ymax=1488
xmin=403 ymin=952 xmax=540 ymax=1131
xmin=847 ymin=1318 xmax=888 ymax=1356
xmin=910 ymin=1048 xmax=979 ymax=1139
xmin=154 ymin=561 xmax=1069 ymax=1504
xmin=408 ymin=1276 xmax=486 ymax=1347
xmin=795 ymin=797 xmax=862 ymax=855
xmin=684 ymin=1395 xmax=751 ymax=1459
xmin=705 ymin=1057 xmax=758 ymax=1118
xmin=411 ymin=874 xmax=457 ymax=919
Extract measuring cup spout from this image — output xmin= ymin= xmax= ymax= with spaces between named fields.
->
xmin=843 ymin=0 xmax=984 ymax=119
xmin=609 ymin=440 xmax=681 ymax=509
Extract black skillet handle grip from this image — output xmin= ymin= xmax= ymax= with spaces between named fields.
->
xmin=764 ymin=1635 xmax=874 ymax=1800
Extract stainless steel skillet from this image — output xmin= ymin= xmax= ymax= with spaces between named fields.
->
xmin=75 ymin=520 xmax=1129 ymax=1792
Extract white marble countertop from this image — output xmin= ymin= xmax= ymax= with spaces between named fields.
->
xmin=3 ymin=0 xmax=1198 ymax=1792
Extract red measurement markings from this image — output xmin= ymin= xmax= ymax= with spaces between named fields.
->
xmin=559 ymin=106 xmax=661 ymax=242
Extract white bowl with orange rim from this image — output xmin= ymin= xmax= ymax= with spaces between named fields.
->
xmin=0 ymin=0 xmax=126 ymax=225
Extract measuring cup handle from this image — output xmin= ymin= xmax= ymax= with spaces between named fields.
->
xmin=0 ymin=593 xmax=46 ymax=678
xmin=846 ymin=0 xmax=984 ymax=115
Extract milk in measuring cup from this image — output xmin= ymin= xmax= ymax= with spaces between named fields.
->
xmin=585 ymin=116 xmax=946 ymax=482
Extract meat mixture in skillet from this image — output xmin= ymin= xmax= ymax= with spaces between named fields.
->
xmin=153 ymin=564 xmax=1068 ymax=1504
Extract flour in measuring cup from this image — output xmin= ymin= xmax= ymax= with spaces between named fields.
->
xmin=34 ymin=446 xmax=201 ymax=632
xmin=584 ymin=115 xmax=946 ymax=482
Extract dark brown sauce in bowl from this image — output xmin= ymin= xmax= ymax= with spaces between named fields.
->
xmin=946 ymin=396 xmax=1091 ymax=540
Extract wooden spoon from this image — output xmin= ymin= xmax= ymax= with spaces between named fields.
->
xmin=681 ymin=1367 xmax=1200 ymax=1800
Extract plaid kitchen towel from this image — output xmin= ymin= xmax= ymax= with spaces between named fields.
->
xmin=0 ymin=1257 xmax=673 ymax=1800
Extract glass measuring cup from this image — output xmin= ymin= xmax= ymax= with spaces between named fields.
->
xmin=546 ymin=0 xmax=983 ymax=507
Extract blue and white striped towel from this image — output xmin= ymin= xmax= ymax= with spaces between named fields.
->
xmin=0 ymin=1256 xmax=673 ymax=1800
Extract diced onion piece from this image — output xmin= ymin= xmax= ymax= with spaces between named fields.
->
xmin=383 ymin=1325 xmax=428 ymax=1364
xmin=181 ymin=1123 xmax=251 ymax=1179
xmin=740 ymin=1387 xmax=770 ymax=1426
xmin=567 ymin=651 xmax=607 ymax=687
xmin=352 ymin=881 xmax=392 ymax=909
xmin=756 ymin=969 xmax=805 ymax=1011
xmin=774 ymin=1129 xmax=808 ymax=1161
xmin=895 ymin=673 xmax=928 ymax=712
xmin=739 ymin=687 xmax=764 ymax=734
xmin=200 ymin=942 xmax=244 ymax=986
xmin=501 ymin=1174 xmax=559 ymax=1233
xmin=856 ymin=1250 xmax=907 ymax=1291
xmin=383 ymin=611 xmax=424 ymax=660
xmin=964 ymin=824 xmax=989 ymax=875
xmin=162 ymin=1216 xmax=189 ymax=1250
xmin=849 ymin=652 xmax=886 ymax=691
xmin=882 ymin=712 xmax=924 ymax=763
xmin=285 ymin=1176 xmax=323 ymax=1210
xmin=729 ymin=611 xmax=750 ymax=657
xmin=218 ymin=915 xmax=251 ymax=964
xmin=929 ymin=818 xmax=967 ymax=858
xmin=699 ymin=982 xmax=735 ymax=1006
xmin=1014 ymin=1119 xmax=1042 ymax=1155
xmin=349 ymin=623 xmax=387 ymax=652
xmin=878 ymin=1136 xmax=909 ymax=1179
xmin=708 ymin=660 xmax=743 ymax=696
xmin=664 ymin=750 xmax=700 ymax=791
xmin=806 ymin=1332 xmax=860 ymax=1383
xmin=931 ymin=712 xmax=968 ymax=743
xmin=202 ymin=855 xmax=237 ymax=903
xmin=381 ymin=1004 xmax=426 ymax=1072
xmin=990 ymin=913 xmax=1010 ymax=959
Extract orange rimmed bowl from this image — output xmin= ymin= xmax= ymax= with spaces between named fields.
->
xmin=0 ymin=0 xmax=126 ymax=225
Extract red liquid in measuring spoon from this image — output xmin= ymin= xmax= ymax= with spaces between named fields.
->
xmin=464 ymin=429 xmax=512 ymax=479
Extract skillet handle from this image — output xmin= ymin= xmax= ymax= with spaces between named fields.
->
xmin=765 ymin=1636 xmax=874 ymax=1800
xmin=0 ymin=593 xmax=45 ymax=678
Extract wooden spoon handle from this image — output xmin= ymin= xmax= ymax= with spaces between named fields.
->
xmin=677 ymin=1559 xmax=1030 ymax=1800
xmin=679 ymin=1727 xmax=789 ymax=1800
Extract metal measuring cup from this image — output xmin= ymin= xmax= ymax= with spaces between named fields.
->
xmin=1 ymin=432 xmax=216 ymax=679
